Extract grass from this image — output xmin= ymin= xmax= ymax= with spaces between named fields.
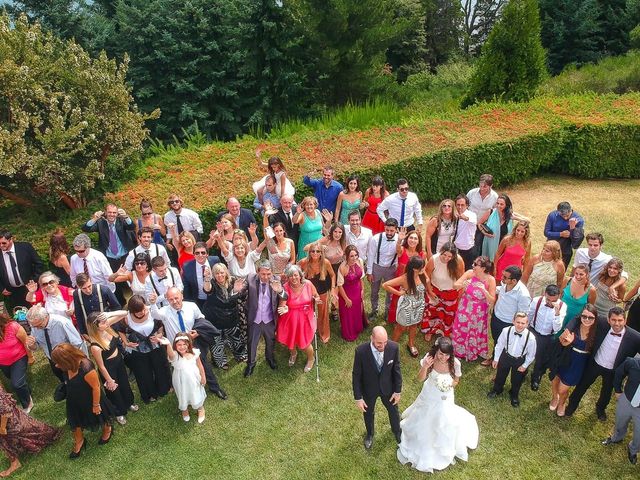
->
xmin=6 ymin=176 xmax=640 ymax=479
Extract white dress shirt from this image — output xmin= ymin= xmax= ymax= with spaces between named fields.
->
xmin=594 ymin=328 xmax=625 ymax=370
xmin=150 ymin=301 xmax=203 ymax=342
xmin=377 ymin=192 xmax=423 ymax=227
xmin=466 ymin=187 xmax=498 ymax=221
xmin=454 ymin=209 xmax=477 ymax=251
xmin=124 ymin=243 xmax=171 ymax=271
xmin=573 ymin=248 xmax=628 ymax=282
xmin=164 ymin=208 xmax=203 ymax=239
xmin=346 ymin=226 xmax=373 ymax=262
xmin=146 ymin=267 xmax=184 ymax=307
xmin=366 ymin=233 xmax=399 ymax=274
xmin=70 ymin=249 xmax=116 ymax=292
xmin=2 ymin=245 xmax=23 ymax=287
xmin=495 ymin=281 xmax=531 ymax=323
xmin=527 ymin=296 xmax=567 ymax=335
xmin=493 ymin=326 xmax=537 ymax=368
xmin=31 ymin=313 xmax=87 ymax=358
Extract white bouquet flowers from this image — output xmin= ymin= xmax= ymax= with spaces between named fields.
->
xmin=435 ymin=374 xmax=453 ymax=393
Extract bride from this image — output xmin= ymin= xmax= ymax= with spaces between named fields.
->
xmin=397 ymin=337 xmax=479 ymax=473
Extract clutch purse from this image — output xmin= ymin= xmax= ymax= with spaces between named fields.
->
xmin=478 ymin=223 xmax=493 ymax=236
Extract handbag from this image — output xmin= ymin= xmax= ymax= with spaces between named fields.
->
xmin=53 ymin=382 xmax=67 ymax=402
xmin=478 ymin=222 xmax=493 ymax=236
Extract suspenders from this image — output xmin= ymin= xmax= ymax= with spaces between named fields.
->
xmin=149 ymin=268 xmax=176 ymax=295
xmin=376 ymin=234 xmax=397 ymax=266
xmin=505 ymin=326 xmax=530 ymax=358
xmin=78 ymin=286 xmax=104 ymax=320
xmin=532 ymin=297 xmax=563 ymax=333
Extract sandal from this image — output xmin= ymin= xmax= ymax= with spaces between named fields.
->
xmin=407 ymin=345 xmax=419 ymax=358
xmin=288 ymin=353 xmax=297 ymax=367
xmin=480 ymin=358 xmax=492 ymax=367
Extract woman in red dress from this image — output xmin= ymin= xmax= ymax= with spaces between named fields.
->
xmin=494 ymin=221 xmax=531 ymax=281
xmin=388 ymin=228 xmax=426 ymax=325
xmin=361 ymin=176 xmax=388 ymax=234
xmin=277 ymin=265 xmax=320 ymax=373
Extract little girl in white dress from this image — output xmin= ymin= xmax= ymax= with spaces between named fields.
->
xmin=160 ymin=334 xmax=207 ymax=423
xmin=253 ymin=156 xmax=295 ymax=199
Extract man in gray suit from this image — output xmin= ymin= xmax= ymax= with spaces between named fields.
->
xmin=244 ymin=260 xmax=287 ymax=377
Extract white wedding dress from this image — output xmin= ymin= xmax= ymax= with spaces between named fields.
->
xmin=397 ymin=359 xmax=479 ymax=473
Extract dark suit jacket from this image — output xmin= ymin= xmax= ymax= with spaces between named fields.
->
xmin=216 ymin=208 xmax=257 ymax=237
xmin=613 ymin=356 xmax=640 ymax=401
xmin=181 ymin=256 xmax=220 ymax=303
xmin=0 ymin=242 xmax=44 ymax=290
xmin=245 ymin=273 xmax=287 ymax=329
xmin=81 ymin=217 xmax=136 ymax=256
xmin=269 ymin=207 xmax=300 ymax=246
xmin=352 ymin=340 xmax=402 ymax=401
xmin=590 ymin=319 xmax=640 ymax=370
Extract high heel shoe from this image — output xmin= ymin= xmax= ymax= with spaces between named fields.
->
xmin=98 ymin=427 xmax=113 ymax=445
xmin=69 ymin=439 xmax=86 ymax=459
xmin=304 ymin=360 xmax=315 ymax=373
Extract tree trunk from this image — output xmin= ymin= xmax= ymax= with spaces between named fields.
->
xmin=0 ymin=187 xmax=33 ymax=207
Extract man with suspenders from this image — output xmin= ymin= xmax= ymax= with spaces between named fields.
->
xmin=146 ymin=256 xmax=183 ymax=308
xmin=366 ymin=218 xmax=399 ymax=320
xmin=72 ymin=273 xmax=121 ymax=336
xmin=123 ymin=227 xmax=171 ymax=271
xmin=488 ymin=312 xmax=537 ymax=407
xmin=527 ymin=284 xmax=567 ymax=391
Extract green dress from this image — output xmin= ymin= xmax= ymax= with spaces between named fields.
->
xmin=297 ymin=210 xmax=323 ymax=260
xmin=339 ymin=198 xmax=361 ymax=225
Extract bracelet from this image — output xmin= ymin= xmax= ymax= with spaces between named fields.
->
xmin=93 ymin=403 xmax=100 ymax=407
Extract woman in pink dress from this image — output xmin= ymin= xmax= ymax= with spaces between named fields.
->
xmin=361 ymin=176 xmax=388 ymax=234
xmin=337 ymin=246 xmax=367 ymax=341
xmin=494 ymin=221 xmax=531 ymax=281
xmin=388 ymin=228 xmax=426 ymax=324
xmin=451 ymin=257 xmax=496 ymax=362
xmin=277 ymin=265 xmax=320 ymax=373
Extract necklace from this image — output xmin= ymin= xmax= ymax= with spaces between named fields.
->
xmin=441 ymin=219 xmax=452 ymax=231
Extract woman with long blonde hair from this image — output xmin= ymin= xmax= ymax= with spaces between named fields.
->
xmin=494 ymin=220 xmax=532 ymax=280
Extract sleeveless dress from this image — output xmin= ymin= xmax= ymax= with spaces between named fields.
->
xmin=481 ymin=209 xmax=512 ymax=261
xmin=422 ymin=253 xmax=460 ymax=337
xmin=338 ymin=262 xmax=366 ymax=341
xmin=308 ymin=269 xmax=332 ymax=343
xmin=495 ymin=243 xmax=527 ymax=280
xmin=429 ymin=219 xmax=455 ymax=255
xmin=361 ymin=195 xmax=385 ymax=234
xmin=557 ymin=331 xmax=590 ymax=386
xmin=91 ymin=336 xmax=135 ymax=416
xmin=396 ymin=284 xmax=426 ymax=327
xmin=170 ymin=348 xmax=206 ymax=410
xmin=277 ymin=282 xmax=316 ymax=349
xmin=267 ymin=239 xmax=292 ymax=275
xmin=397 ymin=361 xmax=478 ymax=474
xmin=51 ymin=255 xmax=72 ymax=287
xmin=137 ymin=216 xmax=165 ymax=246
xmin=297 ymin=210 xmax=323 ymax=260
xmin=324 ymin=243 xmax=345 ymax=275
xmin=339 ymin=198 xmax=361 ymax=225
xmin=593 ymin=278 xmax=621 ymax=321
xmin=527 ymin=260 xmax=558 ymax=298
xmin=388 ymin=250 xmax=426 ymax=324
xmin=452 ymin=277 xmax=490 ymax=361
xmin=66 ymin=358 xmax=116 ymax=430
xmin=178 ymin=250 xmax=195 ymax=272
xmin=128 ymin=272 xmax=149 ymax=300
xmin=559 ymin=280 xmax=590 ymax=338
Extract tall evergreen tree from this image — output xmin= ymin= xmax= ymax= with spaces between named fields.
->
xmin=386 ymin=0 xmax=428 ymax=82
xmin=423 ymin=0 xmax=464 ymax=68
xmin=597 ymin=0 xmax=633 ymax=54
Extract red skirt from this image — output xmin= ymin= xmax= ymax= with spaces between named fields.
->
xmin=421 ymin=286 xmax=459 ymax=337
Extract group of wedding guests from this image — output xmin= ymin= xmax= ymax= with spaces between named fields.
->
xmin=1 ymin=164 xmax=640 ymax=475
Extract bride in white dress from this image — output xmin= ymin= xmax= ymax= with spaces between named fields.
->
xmin=397 ymin=337 xmax=479 ymax=473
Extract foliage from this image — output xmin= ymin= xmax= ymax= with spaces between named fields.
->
xmin=632 ymin=23 xmax=640 ymax=48
xmin=0 ymin=13 xmax=154 ymax=211
xmin=597 ymin=0 xmax=634 ymax=55
xmin=462 ymin=0 xmax=547 ymax=107
xmin=538 ymin=50 xmax=640 ymax=95
xmin=461 ymin=0 xmax=506 ymax=56
xmin=423 ymin=0 xmax=464 ymax=68
xmin=386 ymin=0 xmax=428 ymax=82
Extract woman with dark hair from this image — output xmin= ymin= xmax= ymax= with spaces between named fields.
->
xmin=51 ymin=343 xmax=115 ymax=458
xmin=305 ymin=222 xmax=346 ymax=276
xmin=109 ymin=252 xmax=152 ymax=301
xmin=451 ymin=256 xmax=496 ymax=363
xmin=337 ymin=245 xmax=366 ymax=341
xmin=388 ymin=228 xmax=426 ymax=325
xmin=397 ymin=337 xmax=478 ymax=473
xmin=559 ymin=264 xmax=596 ymax=338
xmin=549 ymin=304 xmax=598 ymax=417
xmin=383 ymin=256 xmax=429 ymax=357
xmin=624 ymin=278 xmax=640 ymax=331
xmin=425 ymin=199 xmax=457 ymax=259
xmin=135 ymin=199 xmax=166 ymax=246
xmin=0 ymin=314 xmax=33 ymax=413
xmin=361 ymin=176 xmax=388 ymax=234
xmin=593 ymin=258 xmax=626 ymax=320
xmin=0 ymin=383 xmax=60 ymax=476
xmin=421 ymin=242 xmax=465 ymax=341
xmin=261 ymin=215 xmax=295 ymax=276
xmin=335 ymin=174 xmax=363 ymax=226
xmin=119 ymin=295 xmax=172 ymax=404
xmin=480 ymin=194 xmax=528 ymax=261
xmin=48 ymin=228 xmax=72 ymax=287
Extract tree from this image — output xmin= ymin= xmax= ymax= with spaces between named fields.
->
xmin=424 ymin=0 xmax=464 ymax=68
xmin=386 ymin=0 xmax=428 ymax=82
xmin=596 ymin=0 xmax=633 ymax=55
xmin=462 ymin=0 xmax=546 ymax=106
xmin=461 ymin=0 xmax=507 ymax=56
xmin=0 ymin=14 xmax=155 ymax=211
xmin=5 ymin=0 xmax=92 ymax=41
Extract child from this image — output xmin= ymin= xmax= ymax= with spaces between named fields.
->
xmin=487 ymin=312 xmax=537 ymax=407
xmin=253 ymin=156 xmax=295 ymax=201
xmin=253 ymin=174 xmax=281 ymax=214
xmin=159 ymin=333 xmax=207 ymax=423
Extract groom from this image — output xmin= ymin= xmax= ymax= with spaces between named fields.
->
xmin=352 ymin=326 xmax=402 ymax=449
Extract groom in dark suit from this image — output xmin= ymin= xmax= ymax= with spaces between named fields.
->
xmin=352 ymin=326 xmax=402 ymax=449
xmin=0 ymin=231 xmax=44 ymax=309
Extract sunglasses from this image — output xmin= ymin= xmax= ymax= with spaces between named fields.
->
xmin=442 ymin=205 xmax=453 ymax=209
xmin=134 ymin=261 xmax=147 ymax=266
xmin=194 ymin=251 xmax=208 ymax=256
xmin=41 ymin=279 xmax=56 ymax=286
xmin=581 ymin=314 xmax=596 ymax=320
xmin=399 ymin=187 xmax=409 ymax=192
xmin=168 ymin=200 xmax=180 ymax=205
xmin=142 ymin=212 xmax=153 ymax=216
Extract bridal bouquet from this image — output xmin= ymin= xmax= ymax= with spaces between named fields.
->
xmin=435 ymin=375 xmax=453 ymax=393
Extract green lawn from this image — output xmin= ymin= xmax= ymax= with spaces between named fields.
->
xmin=6 ymin=176 xmax=640 ymax=479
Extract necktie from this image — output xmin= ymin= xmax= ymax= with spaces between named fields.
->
xmin=109 ymin=224 xmax=119 ymax=255
xmin=177 ymin=310 xmax=186 ymax=332
xmin=376 ymin=351 xmax=383 ymax=372
xmin=176 ymin=214 xmax=184 ymax=234
xmin=399 ymin=198 xmax=406 ymax=227
xmin=588 ymin=258 xmax=594 ymax=272
xmin=144 ymin=249 xmax=150 ymax=260
xmin=610 ymin=332 xmax=622 ymax=337
xmin=631 ymin=382 xmax=640 ymax=408
xmin=261 ymin=282 xmax=267 ymax=297
xmin=83 ymin=258 xmax=90 ymax=276
xmin=6 ymin=251 xmax=22 ymax=286
xmin=286 ymin=212 xmax=292 ymax=229
xmin=201 ymin=265 xmax=205 ymax=278
xmin=43 ymin=327 xmax=53 ymax=356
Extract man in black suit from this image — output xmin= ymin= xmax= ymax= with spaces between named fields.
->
xmin=81 ymin=204 xmax=136 ymax=304
xmin=244 ymin=260 xmax=287 ymax=377
xmin=565 ymin=307 xmax=640 ymax=420
xmin=267 ymin=194 xmax=299 ymax=246
xmin=216 ymin=197 xmax=256 ymax=238
xmin=601 ymin=356 xmax=640 ymax=464
xmin=352 ymin=326 xmax=402 ymax=449
xmin=181 ymin=242 xmax=220 ymax=308
xmin=0 ymin=231 xmax=44 ymax=309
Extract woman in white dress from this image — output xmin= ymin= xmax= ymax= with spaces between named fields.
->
xmin=397 ymin=337 xmax=478 ymax=474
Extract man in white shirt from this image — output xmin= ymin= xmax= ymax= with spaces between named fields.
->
xmin=346 ymin=210 xmax=373 ymax=264
xmin=527 ymin=284 xmax=567 ymax=391
xmin=453 ymin=194 xmax=477 ymax=270
xmin=376 ymin=179 xmax=423 ymax=231
xmin=467 ymin=174 xmax=498 ymax=257
xmin=146 ymin=256 xmax=183 ymax=308
xmin=124 ymin=227 xmax=171 ymax=271
xmin=164 ymin=193 xmax=203 ymax=243
xmin=366 ymin=218 xmax=399 ymax=320
xmin=69 ymin=234 xmax=115 ymax=292
xmin=573 ymin=232 xmax=628 ymax=292
xmin=488 ymin=312 xmax=537 ymax=407
xmin=490 ymin=266 xmax=531 ymax=363
xmin=150 ymin=287 xmax=227 ymax=399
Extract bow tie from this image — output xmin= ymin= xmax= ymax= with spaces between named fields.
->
xmin=610 ymin=332 xmax=622 ymax=337
xmin=385 ymin=237 xmax=395 ymax=241
xmin=514 ymin=332 xmax=523 ymax=337
xmin=157 ymin=277 xmax=167 ymax=282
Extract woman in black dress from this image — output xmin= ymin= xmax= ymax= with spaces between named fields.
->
xmin=50 ymin=343 xmax=115 ymax=458
xmin=86 ymin=311 xmax=138 ymax=425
